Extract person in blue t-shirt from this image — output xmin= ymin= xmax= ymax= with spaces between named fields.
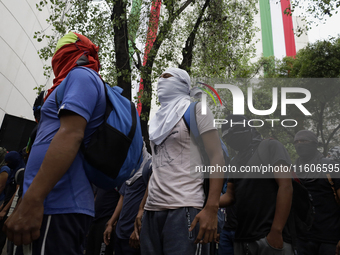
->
xmin=0 ymin=151 xmax=25 ymax=254
xmin=4 ymin=32 xmax=106 ymax=255
xmin=0 ymin=151 xmax=25 ymax=219
xmin=103 ymin=145 xmax=152 ymax=255
xmin=0 ymin=166 xmax=11 ymax=206
xmin=0 ymin=164 xmax=11 ymax=254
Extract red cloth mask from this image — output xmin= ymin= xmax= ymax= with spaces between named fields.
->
xmin=45 ymin=32 xmax=100 ymax=101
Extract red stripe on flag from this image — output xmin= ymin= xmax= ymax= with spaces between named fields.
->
xmin=280 ymin=0 xmax=296 ymax=57
xmin=137 ymin=0 xmax=162 ymax=116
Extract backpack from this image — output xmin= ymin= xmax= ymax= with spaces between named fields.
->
xmin=27 ymin=90 xmax=46 ymax=157
xmin=183 ymin=102 xmax=230 ymax=204
xmin=56 ymin=66 xmax=143 ymax=190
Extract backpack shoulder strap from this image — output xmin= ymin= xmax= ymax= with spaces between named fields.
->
xmin=183 ymin=102 xmax=229 ymax=162
xmin=189 ymin=102 xmax=200 ymax=139
xmin=126 ymin=97 xmax=137 ymax=141
xmin=15 ymin=168 xmax=25 ymax=184
xmin=321 ymin=158 xmax=340 ymax=205
xmin=183 ymin=102 xmax=204 ymax=146
xmin=183 ymin=102 xmax=195 ymax=133
xmin=321 ymin=158 xmax=334 ymax=184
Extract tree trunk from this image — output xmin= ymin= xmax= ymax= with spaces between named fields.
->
xmin=112 ymin=0 xmax=132 ymax=100
xmin=139 ymin=0 xmax=194 ymax=149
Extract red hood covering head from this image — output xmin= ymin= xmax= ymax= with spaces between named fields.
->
xmin=45 ymin=32 xmax=100 ymax=101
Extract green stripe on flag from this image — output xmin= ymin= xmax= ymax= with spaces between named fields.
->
xmin=259 ymin=0 xmax=274 ymax=57
xmin=128 ymin=0 xmax=142 ymax=60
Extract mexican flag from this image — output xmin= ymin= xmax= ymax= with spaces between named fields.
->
xmin=136 ymin=0 xmax=162 ymax=115
xmin=259 ymin=0 xmax=296 ymax=58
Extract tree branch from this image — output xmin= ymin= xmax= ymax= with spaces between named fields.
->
xmin=179 ymin=0 xmax=211 ymax=73
xmin=175 ymin=0 xmax=194 ymax=17
xmin=318 ymin=102 xmax=326 ymax=145
xmin=129 ymin=38 xmax=142 ymax=70
xmin=327 ymin=123 xmax=340 ymax=145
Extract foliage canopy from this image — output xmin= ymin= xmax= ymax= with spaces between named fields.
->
xmin=34 ymin=0 xmax=258 ymax=143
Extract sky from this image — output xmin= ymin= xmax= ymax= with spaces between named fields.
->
xmin=308 ymin=14 xmax=340 ymax=42
xmin=292 ymin=2 xmax=340 ymax=43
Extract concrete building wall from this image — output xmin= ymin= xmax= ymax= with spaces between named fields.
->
xmin=0 ymin=0 xmax=54 ymax=125
xmin=293 ymin=16 xmax=309 ymax=52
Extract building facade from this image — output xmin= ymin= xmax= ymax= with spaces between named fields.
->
xmin=0 ymin=0 xmax=53 ymax=124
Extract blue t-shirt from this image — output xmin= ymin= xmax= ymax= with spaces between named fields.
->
xmin=0 ymin=166 xmax=11 ymax=201
xmin=23 ymin=67 xmax=106 ymax=216
xmin=116 ymin=160 xmax=152 ymax=239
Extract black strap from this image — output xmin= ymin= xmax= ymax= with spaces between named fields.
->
xmin=136 ymin=146 xmax=143 ymax=170
xmin=128 ymin=102 xmax=137 ymax=140
xmin=321 ymin=158 xmax=340 ymax=206
xmin=103 ymin=85 xmax=112 ymax=121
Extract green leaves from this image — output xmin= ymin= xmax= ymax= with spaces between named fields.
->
xmin=290 ymin=0 xmax=340 ymax=34
xmin=33 ymin=0 xmax=261 ymax=139
xmin=255 ymin=38 xmax=340 ymax=157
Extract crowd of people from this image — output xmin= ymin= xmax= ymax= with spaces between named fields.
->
xmin=0 ymin=32 xmax=339 ymax=255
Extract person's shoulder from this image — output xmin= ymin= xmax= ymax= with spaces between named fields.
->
xmin=194 ymin=102 xmax=215 ymax=123
xmin=259 ymin=138 xmax=291 ymax=164
xmin=66 ymin=67 xmax=104 ymax=96
xmin=67 ymin=67 xmax=101 ymax=85
xmin=195 ymin=102 xmax=212 ymax=114
xmin=257 ymin=138 xmax=287 ymax=157
xmin=0 ymin=166 xmax=10 ymax=175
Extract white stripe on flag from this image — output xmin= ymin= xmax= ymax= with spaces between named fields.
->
xmin=270 ymin=0 xmax=286 ymax=59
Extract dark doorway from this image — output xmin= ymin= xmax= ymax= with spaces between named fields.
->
xmin=0 ymin=114 xmax=37 ymax=152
